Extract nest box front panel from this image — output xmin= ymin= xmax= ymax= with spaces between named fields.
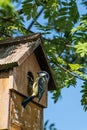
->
xmin=13 ymin=53 xmax=40 ymax=95
xmin=13 ymin=53 xmax=47 ymax=107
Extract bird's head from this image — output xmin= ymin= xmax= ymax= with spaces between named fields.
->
xmin=37 ymin=71 xmax=49 ymax=82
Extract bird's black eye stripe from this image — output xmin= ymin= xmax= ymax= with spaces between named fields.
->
xmin=45 ymin=72 xmax=49 ymax=78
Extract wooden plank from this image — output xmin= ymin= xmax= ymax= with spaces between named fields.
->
xmin=0 ymin=71 xmax=10 ymax=129
xmin=0 ymin=33 xmax=41 ymax=46
xmin=10 ymin=123 xmax=21 ymax=130
xmin=10 ymin=91 xmax=43 ymax=130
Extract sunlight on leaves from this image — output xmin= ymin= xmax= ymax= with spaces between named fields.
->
xmin=75 ymin=42 xmax=87 ymax=57
xmin=69 ymin=63 xmax=83 ymax=71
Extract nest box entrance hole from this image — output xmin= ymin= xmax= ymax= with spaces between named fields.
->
xmin=27 ymin=71 xmax=34 ymax=95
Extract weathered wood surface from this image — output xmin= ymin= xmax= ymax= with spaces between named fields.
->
xmin=0 ymin=33 xmax=41 ymax=45
xmin=10 ymin=91 xmax=43 ymax=130
xmin=0 ymin=38 xmax=41 ymax=71
xmin=10 ymin=123 xmax=21 ymax=130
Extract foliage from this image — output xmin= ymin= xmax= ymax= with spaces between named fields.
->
xmin=0 ymin=0 xmax=87 ymax=111
xmin=44 ymin=120 xmax=57 ymax=130
xmin=75 ymin=42 xmax=87 ymax=57
xmin=80 ymin=81 xmax=87 ymax=111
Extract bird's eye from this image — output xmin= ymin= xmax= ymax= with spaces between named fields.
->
xmin=46 ymin=74 xmax=49 ymax=80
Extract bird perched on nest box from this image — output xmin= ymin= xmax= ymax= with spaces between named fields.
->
xmin=22 ymin=71 xmax=49 ymax=108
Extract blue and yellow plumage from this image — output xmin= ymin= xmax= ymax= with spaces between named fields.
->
xmin=22 ymin=71 xmax=49 ymax=108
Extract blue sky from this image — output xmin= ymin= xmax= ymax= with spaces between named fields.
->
xmin=44 ymin=80 xmax=87 ymax=130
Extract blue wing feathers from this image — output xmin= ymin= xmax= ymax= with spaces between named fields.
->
xmin=38 ymin=77 xmax=45 ymax=102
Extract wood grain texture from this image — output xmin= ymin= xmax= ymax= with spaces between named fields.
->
xmin=10 ymin=91 xmax=43 ymax=130
xmin=0 ymin=38 xmax=41 ymax=71
xmin=0 ymin=71 xmax=10 ymax=129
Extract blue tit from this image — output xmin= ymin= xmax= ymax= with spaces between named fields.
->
xmin=22 ymin=71 xmax=49 ymax=108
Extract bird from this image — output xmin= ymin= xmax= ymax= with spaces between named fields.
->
xmin=22 ymin=71 xmax=49 ymax=108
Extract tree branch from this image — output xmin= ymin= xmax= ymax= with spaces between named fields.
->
xmin=56 ymin=63 xmax=87 ymax=81
xmin=27 ymin=7 xmax=44 ymax=30
xmin=17 ymin=7 xmax=44 ymax=31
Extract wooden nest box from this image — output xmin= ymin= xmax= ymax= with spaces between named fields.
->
xmin=0 ymin=33 xmax=55 ymax=130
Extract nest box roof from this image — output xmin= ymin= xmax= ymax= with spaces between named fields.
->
xmin=0 ymin=33 xmax=56 ymax=90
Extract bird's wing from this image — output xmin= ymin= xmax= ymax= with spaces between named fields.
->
xmin=38 ymin=77 xmax=45 ymax=102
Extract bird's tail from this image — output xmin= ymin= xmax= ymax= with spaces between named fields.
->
xmin=22 ymin=95 xmax=35 ymax=108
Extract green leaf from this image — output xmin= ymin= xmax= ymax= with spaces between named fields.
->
xmin=80 ymin=81 xmax=87 ymax=111
xmin=75 ymin=42 xmax=87 ymax=57
xmin=69 ymin=63 xmax=83 ymax=71
xmin=71 ymin=28 xmax=77 ymax=33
